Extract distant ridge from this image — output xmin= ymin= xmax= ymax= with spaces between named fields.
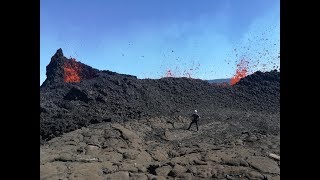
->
xmin=206 ymin=78 xmax=231 ymax=84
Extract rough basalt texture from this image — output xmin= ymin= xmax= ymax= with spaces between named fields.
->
xmin=40 ymin=49 xmax=280 ymax=179
xmin=40 ymin=49 xmax=279 ymax=142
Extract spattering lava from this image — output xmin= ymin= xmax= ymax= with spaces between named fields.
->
xmin=64 ymin=58 xmax=82 ymax=82
xmin=230 ymin=59 xmax=249 ymax=85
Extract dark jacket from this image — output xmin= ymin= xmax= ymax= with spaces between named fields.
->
xmin=192 ymin=113 xmax=200 ymax=122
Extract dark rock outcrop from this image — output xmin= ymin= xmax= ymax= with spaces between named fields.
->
xmin=40 ymin=49 xmax=280 ymax=142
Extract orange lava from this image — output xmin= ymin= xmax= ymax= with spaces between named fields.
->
xmin=164 ymin=69 xmax=175 ymax=77
xmin=230 ymin=59 xmax=249 ymax=85
xmin=64 ymin=58 xmax=82 ymax=82
xmin=162 ymin=63 xmax=200 ymax=78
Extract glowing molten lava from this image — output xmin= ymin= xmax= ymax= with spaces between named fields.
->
xmin=164 ymin=69 xmax=175 ymax=77
xmin=230 ymin=59 xmax=249 ymax=85
xmin=162 ymin=63 xmax=200 ymax=78
xmin=64 ymin=58 xmax=82 ymax=82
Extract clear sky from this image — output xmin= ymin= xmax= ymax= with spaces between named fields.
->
xmin=40 ymin=0 xmax=280 ymax=85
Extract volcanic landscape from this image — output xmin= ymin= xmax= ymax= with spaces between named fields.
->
xmin=40 ymin=49 xmax=280 ymax=180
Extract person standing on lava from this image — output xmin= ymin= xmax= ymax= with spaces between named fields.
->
xmin=187 ymin=110 xmax=200 ymax=131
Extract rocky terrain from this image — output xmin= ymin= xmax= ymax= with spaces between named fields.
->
xmin=40 ymin=49 xmax=280 ymax=179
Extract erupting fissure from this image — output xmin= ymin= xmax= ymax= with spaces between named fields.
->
xmin=64 ymin=58 xmax=82 ymax=82
xmin=230 ymin=59 xmax=249 ymax=85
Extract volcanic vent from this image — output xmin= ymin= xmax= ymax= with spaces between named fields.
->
xmin=40 ymin=49 xmax=280 ymax=142
xmin=41 ymin=48 xmax=98 ymax=86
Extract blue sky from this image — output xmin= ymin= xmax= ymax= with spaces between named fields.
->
xmin=40 ymin=0 xmax=280 ymax=84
